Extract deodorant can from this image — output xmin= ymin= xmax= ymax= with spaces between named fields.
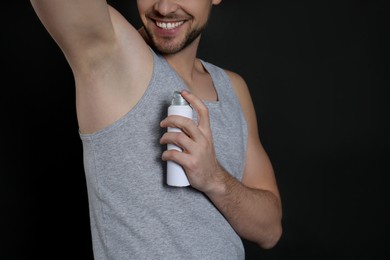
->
xmin=166 ymin=91 xmax=192 ymax=187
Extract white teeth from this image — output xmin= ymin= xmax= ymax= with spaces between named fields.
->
xmin=156 ymin=21 xmax=184 ymax=29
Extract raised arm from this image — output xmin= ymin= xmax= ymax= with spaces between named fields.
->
xmin=30 ymin=1 xmax=153 ymax=133
xmin=30 ymin=0 xmax=115 ymax=70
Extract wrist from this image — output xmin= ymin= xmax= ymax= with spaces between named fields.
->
xmin=205 ymin=166 xmax=237 ymax=198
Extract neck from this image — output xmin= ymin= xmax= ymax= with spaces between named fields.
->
xmin=139 ymin=27 xmax=203 ymax=85
xmin=164 ymin=36 xmax=201 ymax=85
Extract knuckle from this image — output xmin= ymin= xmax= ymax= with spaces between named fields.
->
xmin=169 ymin=151 xmax=178 ymax=160
xmin=187 ymin=158 xmax=197 ymax=171
xmin=176 ymin=132 xmax=187 ymax=144
xmin=200 ymin=139 xmax=210 ymax=150
xmin=183 ymin=117 xmax=194 ymax=126
xmin=169 ymin=150 xmax=181 ymax=162
xmin=172 ymin=116 xmax=193 ymax=128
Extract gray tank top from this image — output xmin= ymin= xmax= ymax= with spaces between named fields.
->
xmin=80 ymin=49 xmax=248 ymax=260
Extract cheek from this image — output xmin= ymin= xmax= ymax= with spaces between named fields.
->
xmin=137 ymin=2 xmax=153 ymax=25
xmin=194 ymin=4 xmax=212 ymax=22
xmin=136 ymin=0 xmax=152 ymax=15
xmin=194 ymin=12 xmax=211 ymax=28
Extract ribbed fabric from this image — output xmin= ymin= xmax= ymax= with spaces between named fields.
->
xmin=79 ymin=49 xmax=248 ymax=260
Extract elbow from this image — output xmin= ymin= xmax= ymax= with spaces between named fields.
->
xmin=256 ymin=201 xmax=283 ymax=249
xmin=257 ymin=223 xmax=283 ymax=249
xmin=265 ymin=225 xmax=283 ymax=249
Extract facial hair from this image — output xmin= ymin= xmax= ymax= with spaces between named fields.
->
xmin=143 ymin=12 xmax=211 ymax=55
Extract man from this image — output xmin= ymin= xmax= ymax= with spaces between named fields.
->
xmin=30 ymin=0 xmax=282 ymax=259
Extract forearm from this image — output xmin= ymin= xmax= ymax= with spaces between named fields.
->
xmin=159 ymin=91 xmax=283 ymax=247
xmin=205 ymin=169 xmax=283 ymax=249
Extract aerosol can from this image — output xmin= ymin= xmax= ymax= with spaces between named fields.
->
xmin=166 ymin=91 xmax=192 ymax=187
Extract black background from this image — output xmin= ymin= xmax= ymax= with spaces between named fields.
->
xmin=1 ymin=1 xmax=389 ymax=259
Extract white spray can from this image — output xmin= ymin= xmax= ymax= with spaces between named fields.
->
xmin=166 ymin=91 xmax=192 ymax=187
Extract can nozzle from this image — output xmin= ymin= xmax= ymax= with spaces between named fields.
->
xmin=171 ymin=91 xmax=189 ymax=106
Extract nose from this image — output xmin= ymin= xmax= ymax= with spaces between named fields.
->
xmin=154 ymin=0 xmax=179 ymax=16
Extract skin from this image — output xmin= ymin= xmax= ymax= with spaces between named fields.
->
xmin=30 ymin=0 xmax=282 ymax=249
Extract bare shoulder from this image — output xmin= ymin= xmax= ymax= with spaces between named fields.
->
xmin=224 ymin=69 xmax=253 ymax=111
xmin=224 ymin=69 xmax=247 ymax=89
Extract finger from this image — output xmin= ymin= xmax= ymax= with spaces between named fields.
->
xmin=161 ymin=149 xmax=192 ymax=169
xmin=160 ymin=115 xmax=203 ymax=141
xmin=160 ymin=132 xmax=195 ymax=152
xmin=180 ymin=90 xmax=211 ymax=133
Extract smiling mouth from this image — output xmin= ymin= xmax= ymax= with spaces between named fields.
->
xmin=155 ymin=21 xmax=185 ymax=30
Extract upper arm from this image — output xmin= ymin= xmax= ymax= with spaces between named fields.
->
xmin=30 ymin=1 xmax=153 ymax=134
xmin=226 ymin=70 xmax=281 ymax=200
xmin=30 ymin=0 xmax=116 ymax=68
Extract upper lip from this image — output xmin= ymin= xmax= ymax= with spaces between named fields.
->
xmin=148 ymin=13 xmax=188 ymax=23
